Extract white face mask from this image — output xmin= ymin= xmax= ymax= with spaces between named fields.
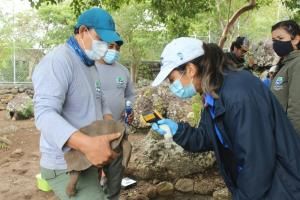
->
xmin=83 ymin=31 xmax=108 ymax=60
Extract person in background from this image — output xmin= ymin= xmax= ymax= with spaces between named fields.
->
xmin=225 ymin=36 xmax=255 ymax=70
xmin=32 ymin=8 xmax=123 ymax=200
xmin=271 ymin=20 xmax=300 ymax=134
xmin=262 ymin=65 xmax=277 ymax=88
xmin=96 ymin=41 xmax=135 ymax=200
xmin=151 ymin=37 xmax=300 ymax=199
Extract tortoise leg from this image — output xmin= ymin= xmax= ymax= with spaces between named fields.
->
xmin=122 ymin=140 xmax=132 ymax=168
xmin=66 ymin=171 xmax=80 ymax=197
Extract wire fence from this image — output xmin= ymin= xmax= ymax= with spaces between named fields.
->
xmin=0 ymin=47 xmax=47 ymax=84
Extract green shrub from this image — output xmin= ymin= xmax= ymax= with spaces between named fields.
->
xmin=191 ymin=94 xmax=203 ymax=126
xmin=17 ymin=101 xmax=34 ymax=119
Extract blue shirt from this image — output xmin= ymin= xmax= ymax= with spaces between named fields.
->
xmin=204 ymin=94 xmax=228 ymax=148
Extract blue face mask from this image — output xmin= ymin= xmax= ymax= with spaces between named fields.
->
xmin=103 ymin=49 xmax=120 ymax=64
xmin=169 ymin=77 xmax=197 ymax=99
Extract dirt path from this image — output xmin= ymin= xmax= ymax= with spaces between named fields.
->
xmin=0 ymin=111 xmax=56 ymax=200
xmin=0 ymin=111 xmax=148 ymax=200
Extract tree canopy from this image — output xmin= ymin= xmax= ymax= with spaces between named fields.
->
xmin=1 ymin=0 xmax=298 ymax=82
xmin=28 ymin=0 xmax=300 ymax=40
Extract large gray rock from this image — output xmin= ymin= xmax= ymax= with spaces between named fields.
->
xmin=146 ymin=185 xmax=157 ymax=198
xmin=193 ymin=170 xmax=226 ymax=195
xmin=6 ymin=93 xmax=33 ymax=120
xmin=0 ymin=103 xmax=6 ymax=111
xmin=175 ymin=178 xmax=194 ymax=193
xmin=131 ymin=82 xmax=200 ymax=130
xmin=194 ymin=179 xmax=218 ymax=195
xmin=251 ymin=40 xmax=279 ymax=68
xmin=156 ymin=181 xmax=174 ymax=196
xmin=1 ymin=94 xmax=14 ymax=104
xmin=127 ymin=131 xmax=215 ymax=180
xmin=0 ymin=89 xmax=9 ymax=95
xmin=213 ymin=188 xmax=231 ymax=200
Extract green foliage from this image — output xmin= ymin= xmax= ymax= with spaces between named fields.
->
xmin=136 ymin=63 xmax=154 ymax=81
xmin=17 ymin=101 xmax=34 ymax=119
xmin=37 ymin=3 xmax=76 ymax=48
xmin=191 ymin=94 xmax=202 ymax=127
xmin=281 ymin=0 xmax=300 ymax=11
xmin=113 ymin=2 xmax=167 ymax=81
xmin=28 ymin=0 xmax=300 ymax=43
xmin=0 ymin=9 xmax=42 ymax=82
xmin=148 ymin=0 xmax=213 ymax=38
xmin=29 ymin=0 xmax=129 ymax=16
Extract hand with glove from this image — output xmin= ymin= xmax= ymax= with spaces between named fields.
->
xmin=151 ymin=119 xmax=178 ymax=136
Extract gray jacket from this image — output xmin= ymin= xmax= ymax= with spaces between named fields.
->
xmin=271 ymin=50 xmax=300 ymax=134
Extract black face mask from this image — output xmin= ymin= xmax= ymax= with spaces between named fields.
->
xmin=272 ymin=40 xmax=294 ymax=57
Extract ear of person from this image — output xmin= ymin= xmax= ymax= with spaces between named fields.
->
xmin=292 ymin=35 xmax=300 ymax=48
xmin=186 ymin=63 xmax=197 ymax=78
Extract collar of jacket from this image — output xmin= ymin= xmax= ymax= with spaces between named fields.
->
xmin=204 ymin=92 xmax=232 ymax=149
xmin=66 ymin=36 xmax=95 ymax=67
xmin=229 ymin=52 xmax=245 ymax=66
xmin=282 ymin=50 xmax=300 ymax=64
xmin=204 ymin=93 xmax=225 ymax=118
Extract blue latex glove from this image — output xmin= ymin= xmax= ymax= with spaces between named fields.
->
xmin=151 ymin=119 xmax=178 ymax=136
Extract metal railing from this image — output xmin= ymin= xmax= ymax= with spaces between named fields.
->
xmin=0 ymin=47 xmax=47 ymax=84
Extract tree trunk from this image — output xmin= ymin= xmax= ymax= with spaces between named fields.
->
xmin=218 ymin=0 xmax=256 ymax=48
xmin=130 ymin=62 xmax=137 ymax=83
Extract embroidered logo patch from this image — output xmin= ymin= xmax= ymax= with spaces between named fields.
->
xmin=177 ymin=52 xmax=184 ymax=60
xmin=274 ymin=77 xmax=284 ymax=91
xmin=95 ymin=80 xmax=101 ymax=93
xmin=275 ymin=77 xmax=284 ymax=86
xmin=116 ymin=77 xmax=125 ymax=88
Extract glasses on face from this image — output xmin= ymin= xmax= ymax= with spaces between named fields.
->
xmin=241 ymin=49 xmax=248 ymax=54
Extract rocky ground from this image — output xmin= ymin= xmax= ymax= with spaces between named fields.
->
xmin=0 ymin=110 xmax=231 ymax=200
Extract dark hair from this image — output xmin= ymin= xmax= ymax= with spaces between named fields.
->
xmin=272 ymin=20 xmax=300 ymax=49
xmin=176 ymin=43 xmax=233 ymax=98
xmin=230 ymin=36 xmax=247 ymax=51
xmin=74 ymin=26 xmax=91 ymax=34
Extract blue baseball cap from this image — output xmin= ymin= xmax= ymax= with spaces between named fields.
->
xmin=75 ymin=7 xmax=123 ymax=45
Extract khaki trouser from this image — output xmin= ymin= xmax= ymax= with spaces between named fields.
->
xmin=41 ymin=166 xmax=108 ymax=200
xmin=41 ymin=154 xmax=124 ymax=200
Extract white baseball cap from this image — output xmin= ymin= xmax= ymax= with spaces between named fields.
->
xmin=151 ymin=37 xmax=204 ymax=87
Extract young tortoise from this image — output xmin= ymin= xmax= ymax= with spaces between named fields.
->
xmin=64 ymin=120 xmax=132 ymax=197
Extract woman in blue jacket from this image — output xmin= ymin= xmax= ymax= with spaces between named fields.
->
xmin=151 ymin=37 xmax=300 ymax=200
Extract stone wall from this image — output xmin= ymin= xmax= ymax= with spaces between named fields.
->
xmin=0 ymin=84 xmax=33 ymax=111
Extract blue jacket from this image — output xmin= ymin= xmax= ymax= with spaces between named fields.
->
xmin=173 ymin=70 xmax=300 ymax=200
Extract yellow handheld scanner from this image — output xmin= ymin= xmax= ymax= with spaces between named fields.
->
xmin=142 ymin=110 xmax=163 ymax=123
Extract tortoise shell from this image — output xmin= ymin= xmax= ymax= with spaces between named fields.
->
xmin=64 ymin=120 xmax=125 ymax=172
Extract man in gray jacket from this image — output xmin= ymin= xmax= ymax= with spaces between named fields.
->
xmin=32 ymin=8 xmax=123 ymax=200
xmin=96 ymin=42 xmax=135 ymax=200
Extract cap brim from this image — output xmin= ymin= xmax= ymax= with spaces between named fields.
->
xmin=96 ymin=29 xmax=123 ymax=45
xmin=151 ymin=66 xmax=175 ymax=87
